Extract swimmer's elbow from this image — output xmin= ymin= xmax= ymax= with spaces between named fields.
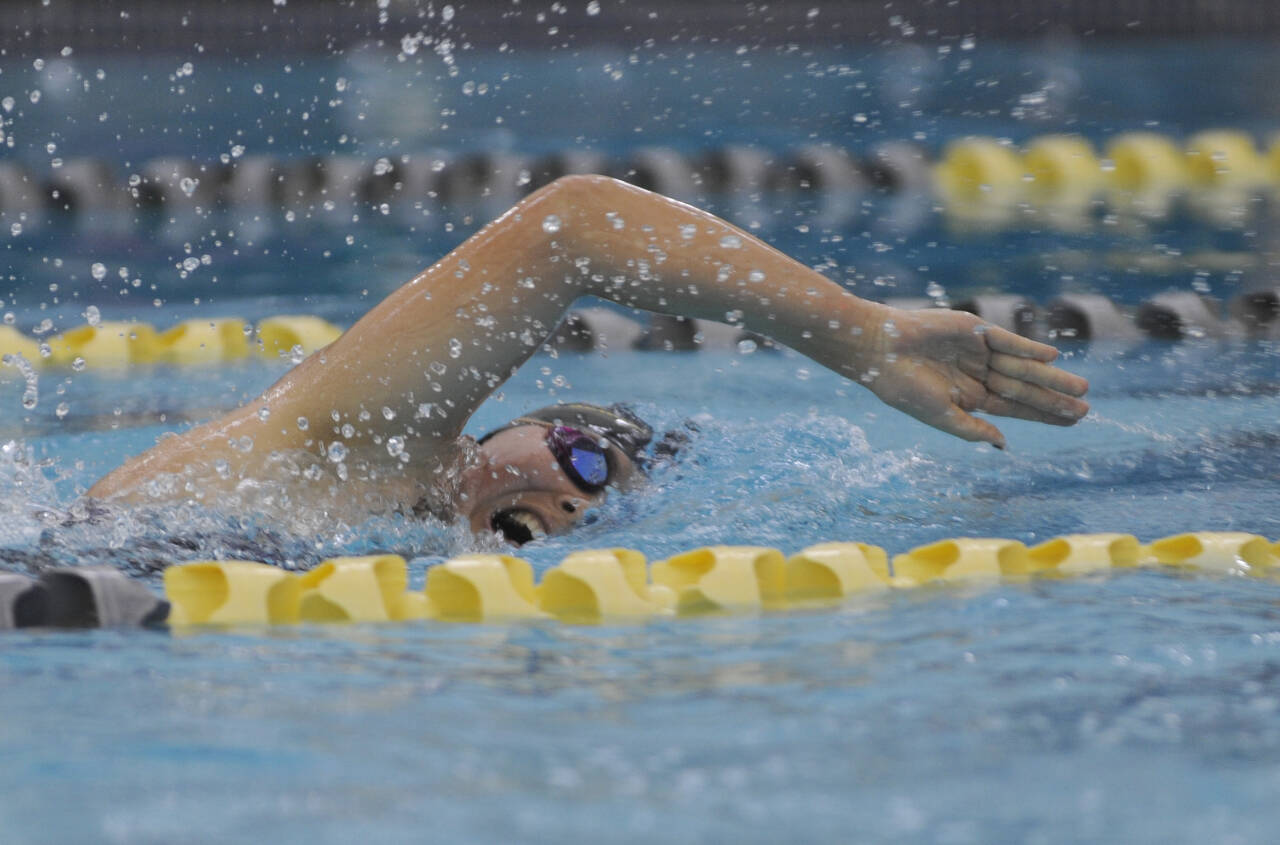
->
xmin=530 ymin=173 xmax=638 ymax=210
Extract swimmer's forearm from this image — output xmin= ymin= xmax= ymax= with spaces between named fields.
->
xmin=552 ymin=176 xmax=888 ymax=373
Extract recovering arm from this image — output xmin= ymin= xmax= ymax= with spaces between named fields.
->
xmin=89 ymin=175 xmax=1088 ymax=503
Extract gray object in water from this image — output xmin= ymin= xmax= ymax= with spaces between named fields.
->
xmin=0 ymin=572 xmax=48 ymax=629
xmin=37 ymin=567 xmax=169 ymax=628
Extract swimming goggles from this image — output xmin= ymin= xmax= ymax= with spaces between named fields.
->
xmin=545 ymin=425 xmax=611 ymax=493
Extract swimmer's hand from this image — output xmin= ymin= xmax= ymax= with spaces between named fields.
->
xmin=849 ymin=306 xmax=1090 ymax=448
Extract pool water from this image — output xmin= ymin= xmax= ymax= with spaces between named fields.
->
xmin=3 ymin=35 xmax=1280 ymax=844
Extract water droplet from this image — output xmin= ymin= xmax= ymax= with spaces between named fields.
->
xmin=71 ymin=356 xmax=85 ymax=371
xmin=883 ymin=319 xmax=899 ymax=338
xmin=289 ymin=344 xmax=306 ymax=364
xmin=257 ymin=406 xmax=271 ymax=421
xmin=214 ymin=459 xmax=231 ymax=479
xmin=795 ymin=368 xmax=811 ymax=381
xmin=719 ymin=234 xmax=742 ymax=249
xmin=748 ymin=269 xmax=765 ymax=283
xmin=586 ymin=0 xmax=600 ymax=14
xmin=679 ymin=223 xmax=697 ymax=240
xmin=83 ymin=305 xmax=101 ymax=327
xmin=296 ymin=416 xmax=309 ymax=431
xmin=55 ymin=401 xmax=69 ymax=418
xmin=327 ymin=442 xmax=348 ymax=462
xmin=737 ymin=338 xmax=758 ymax=354
xmin=541 ymin=214 xmax=562 ymax=234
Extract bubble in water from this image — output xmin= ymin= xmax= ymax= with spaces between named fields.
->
xmin=542 ymin=214 xmax=562 ymax=234
xmin=90 ymin=262 xmax=107 ymax=280
xmin=182 ymin=257 xmax=200 ymax=272
xmin=257 ymin=406 xmax=271 ymax=422
xmin=719 ymin=234 xmax=742 ymax=249
xmin=3 ymin=354 xmax=38 ymax=409
xmin=586 ymin=0 xmax=600 ymax=14
xmin=327 ymin=442 xmax=348 ymax=462
xmin=10 ymin=223 xmax=22 ymax=236
xmin=55 ymin=401 xmax=69 ymax=418
xmin=340 ymin=423 xmax=355 ymax=439
xmin=381 ymin=406 xmax=396 ymax=420
xmin=29 ymin=90 xmax=41 ymax=104
xmin=83 ymin=305 xmax=101 ymax=327
xmin=448 ymin=338 xmax=463 ymax=358
xmin=214 ymin=459 xmax=232 ymax=479
xmin=795 ymin=368 xmax=811 ymax=381
xmin=1 ymin=97 xmax=13 ymax=112
xmin=71 ymin=356 xmax=85 ymax=371
xmin=387 ymin=436 xmax=405 ymax=458
xmin=679 ymin=224 xmax=697 ymax=240
xmin=179 ymin=177 xmax=198 ymax=197
xmin=296 ymin=416 xmax=309 ymax=431
xmin=737 ymin=338 xmax=758 ymax=354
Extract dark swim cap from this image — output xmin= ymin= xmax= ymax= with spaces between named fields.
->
xmin=480 ymin=402 xmax=654 ymax=465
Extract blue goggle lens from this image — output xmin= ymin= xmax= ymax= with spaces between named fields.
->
xmin=568 ymin=445 xmax=609 ymax=486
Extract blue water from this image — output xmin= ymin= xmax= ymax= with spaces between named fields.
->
xmin=3 ymin=35 xmax=1280 ymax=844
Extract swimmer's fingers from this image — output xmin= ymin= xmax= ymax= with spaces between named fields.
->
xmin=984 ymin=370 xmax=1090 ymax=422
xmin=982 ymin=325 xmax=1059 ymax=363
xmin=977 ymin=392 xmax=1084 ymax=427
xmin=988 ymin=351 xmax=1089 ymax=398
xmin=936 ymin=403 xmax=1006 ymax=447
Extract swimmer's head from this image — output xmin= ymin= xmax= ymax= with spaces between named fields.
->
xmin=458 ymin=403 xmax=654 ymax=545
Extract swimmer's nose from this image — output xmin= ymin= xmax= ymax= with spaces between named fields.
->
xmin=557 ymin=495 xmax=582 ymax=516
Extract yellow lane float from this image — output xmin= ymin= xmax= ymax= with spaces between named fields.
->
xmin=297 ymin=555 xmax=430 ymax=622
xmin=1147 ymin=532 xmax=1278 ymax=573
xmin=1023 ymin=135 xmax=1102 ymax=197
xmin=155 ymin=318 xmax=251 ymax=365
xmin=650 ymin=545 xmax=786 ymax=615
xmin=1026 ymin=533 xmax=1143 ymax=575
xmin=46 ymin=321 xmax=159 ymax=368
xmin=785 ymin=542 xmax=891 ymax=602
xmin=1105 ymin=132 xmax=1188 ymax=193
xmin=934 ymin=136 xmax=1025 ymax=202
xmin=158 ymin=533 xmax=1280 ymax=629
xmin=1185 ymin=130 xmax=1267 ymax=189
xmin=425 ymin=554 xmax=546 ymax=622
xmin=536 ymin=548 xmax=671 ymax=623
xmin=164 ymin=560 xmax=304 ymax=625
xmin=891 ymin=538 xmax=1034 ymax=584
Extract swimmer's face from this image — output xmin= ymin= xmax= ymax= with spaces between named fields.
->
xmin=459 ymin=423 xmax=641 ymax=545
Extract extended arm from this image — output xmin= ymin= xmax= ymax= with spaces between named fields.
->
xmin=90 ymin=175 xmax=1087 ymax=503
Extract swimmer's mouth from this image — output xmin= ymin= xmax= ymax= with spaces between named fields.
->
xmin=491 ymin=508 xmax=547 ymax=546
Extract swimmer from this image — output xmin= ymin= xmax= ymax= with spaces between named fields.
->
xmin=88 ymin=175 xmax=1090 ymax=544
